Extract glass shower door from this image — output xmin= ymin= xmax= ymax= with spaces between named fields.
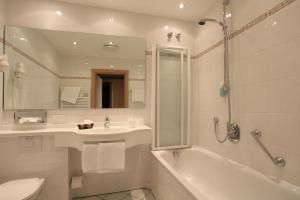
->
xmin=155 ymin=47 xmax=189 ymax=149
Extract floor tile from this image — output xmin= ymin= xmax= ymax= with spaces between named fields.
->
xmin=74 ymin=189 xmax=155 ymax=200
xmin=99 ymin=191 xmax=130 ymax=200
xmin=143 ymin=193 xmax=155 ymax=200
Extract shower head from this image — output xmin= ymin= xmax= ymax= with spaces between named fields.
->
xmin=198 ymin=18 xmax=224 ymax=27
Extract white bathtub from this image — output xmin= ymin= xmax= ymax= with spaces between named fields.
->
xmin=151 ymin=146 xmax=300 ymax=200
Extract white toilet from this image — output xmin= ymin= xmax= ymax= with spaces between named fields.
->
xmin=0 ymin=178 xmax=45 ymax=200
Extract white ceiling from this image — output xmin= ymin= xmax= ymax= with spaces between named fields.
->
xmin=54 ymin=0 xmax=220 ymax=22
xmin=40 ymin=30 xmax=146 ymax=59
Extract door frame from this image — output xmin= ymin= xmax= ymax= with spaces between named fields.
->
xmin=91 ymin=69 xmax=129 ymax=108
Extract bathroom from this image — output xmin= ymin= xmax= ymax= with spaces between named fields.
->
xmin=0 ymin=0 xmax=299 ymax=199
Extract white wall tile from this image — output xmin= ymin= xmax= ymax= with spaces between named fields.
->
xmin=0 ymin=136 xmax=69 ymax=200
xmin=193 ymin=0 xmax=300 ymax=186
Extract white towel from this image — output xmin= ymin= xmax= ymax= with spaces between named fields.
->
xmin=81 ymin=144 xmax=98 ymax=173
xmin=131 ymin=89 xmax=145 ymax=103
xmin=60 ymin=87 xmax=81 ymax=104
xmin=97 ymin=142 xmax=125 ymax=173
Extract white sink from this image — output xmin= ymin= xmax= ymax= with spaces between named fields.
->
xmin=53 ymin=125 xmax=152 ymax=150
xmin=0 ymin=124 xmax=151 ymax=150
xmin=77 ymin=127 xmax=128 ymax=135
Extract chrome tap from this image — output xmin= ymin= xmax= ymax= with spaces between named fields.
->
xmin=104 ymin=117 xmax=111 ymax=128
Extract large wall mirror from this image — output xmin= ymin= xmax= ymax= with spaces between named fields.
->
xmin=2 ymin=26 xmax=146 ymax=110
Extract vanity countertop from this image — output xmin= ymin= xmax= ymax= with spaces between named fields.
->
xmin=0 ymin=124 xmax=151 ymax=137
xmin=0 ymin=124 xmax=152 ymax=150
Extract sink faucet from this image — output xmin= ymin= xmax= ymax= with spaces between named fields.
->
xmin=104 ymin=117 xmax=111 ymax=128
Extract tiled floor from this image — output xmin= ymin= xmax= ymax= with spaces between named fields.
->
xmin=74 ymin=189 xmax=156 ymax=200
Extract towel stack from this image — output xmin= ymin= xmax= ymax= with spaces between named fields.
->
xmin=81 ymin=142 xmax=125 ymax=174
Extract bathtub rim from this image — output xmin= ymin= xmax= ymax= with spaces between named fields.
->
xmin=151 ymin=145 xmax=300 ymax=200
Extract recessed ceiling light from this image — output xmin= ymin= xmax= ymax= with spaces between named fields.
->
xmin=73 ymin=41 xmax=78 ymax=45
xmin=85 ymin=62 xmax=89 ymax=65
xmin=108 ymin=18 xmax=114 ymax=22
xmin=164 ymin=26 xmax=169 ymax=30
xmin=56 ymin=11 xmax=62 ymax=16
xmin=179 ymin=3 xmax=185 ymax=9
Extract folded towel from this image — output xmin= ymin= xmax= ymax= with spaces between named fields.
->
xmin=97 ymin=142 xmax=125 ymax=173
xmin=81 ymin=144 xmax=98 ymax=173
xmin=60 ymin=87 xmax=81 ymax=104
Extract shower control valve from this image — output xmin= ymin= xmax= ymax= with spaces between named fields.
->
xmin=228 ymin=123 xmax=240 ymax=143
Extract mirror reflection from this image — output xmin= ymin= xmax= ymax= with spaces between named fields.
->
xmin=3 ymin=26 xmax=146 ymax=110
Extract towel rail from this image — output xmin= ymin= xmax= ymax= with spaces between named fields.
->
xmin=83 ymin=140 xmax=125 ymax=144
xmin=250 ymin=129 xmax=286 ymax=167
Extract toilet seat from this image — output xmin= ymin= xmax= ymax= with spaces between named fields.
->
xmin=0 ymin=178 xmax=45 ymax=200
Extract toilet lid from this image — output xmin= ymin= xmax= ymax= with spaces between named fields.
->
xmin=0 ymin=178 xmax=45 ymax=200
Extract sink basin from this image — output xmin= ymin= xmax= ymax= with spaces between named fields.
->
xmin=53 ymin=125 xmax=151 ymax=150
xmin=77 ymin=127 xmax=128 ymax=135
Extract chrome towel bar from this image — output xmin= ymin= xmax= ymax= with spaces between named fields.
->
xmin=250 ymin=129 xmax=286 ymax=167
xmin=84 ymin=140 xmax=125 ymax=145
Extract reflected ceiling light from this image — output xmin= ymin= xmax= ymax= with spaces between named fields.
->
xmin=19 ymin=37 xmax=27 ymax=42
xmin=104 ymin=41 xmax=119 ymax=48
xmin=164 ymin=26 xmax=169 ymax=30
xmin=85 ymin=62 xmax=89 ymax=65
xmin=109 ymin=65 xmax=114 ymax=68
xmin=73 ymin=41 xmax=78 ymax=45
xmin=179 ymin=3 xmax=185 ymax=9
xmin=56 ymin=11 xmax=62 ymax=16
xmin=272 ymin=21 xmax=277 ymax=26
xmin=108 ymin=18 xmax=114 ymax=22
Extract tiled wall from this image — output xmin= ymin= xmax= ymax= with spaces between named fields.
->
xmin=0 ymin=136 xmax=69 ymax=200
xmin=3 ymin=50 xmax=60 ymax=110
xmin=0 ymin=1 xmax=195 ymax=199
xmin=0 ymin=0 xmax=6 ymax=33
xmin=6 ymin=0 xmax=196 ymax=52
xmin=2 ymin=0 xmax=197 ymax=125
xmin=192 ymin=0 xmax=300 ymax=186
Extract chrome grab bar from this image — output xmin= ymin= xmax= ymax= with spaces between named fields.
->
xmin=250 ymin=130 xmax=286 ymax=167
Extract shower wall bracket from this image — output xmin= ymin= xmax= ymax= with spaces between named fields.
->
xmin=250 ymin=129 xmax=286 ymax=167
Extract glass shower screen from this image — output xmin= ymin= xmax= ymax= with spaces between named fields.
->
xmin=155 ymin=47 xmax=190 ymax=149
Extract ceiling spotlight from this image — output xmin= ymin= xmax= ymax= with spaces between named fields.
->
xmin=73 ymin=41 xmax=78 ymax=45
xmin=104 ymin=41 xmax=119 ymax=48
xmin=164 ymin=26 xmax=169 ymax=30
xmin=56 ymin=11 xmax=62 ymax=16
xmin=225 ymin=12 xmax=232 ymax=18
xmin=108 ymin=18 xmax=114 ymax=22
xmin=179 ymin=3 xmax=185 ymax=9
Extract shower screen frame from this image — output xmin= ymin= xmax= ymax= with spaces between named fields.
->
xmin=151 ymin=45 xmax=191 ymax=150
